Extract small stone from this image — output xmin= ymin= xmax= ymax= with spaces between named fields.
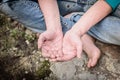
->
xmin=97 ymin=72 xmax=100 ymax=75
xmin=36 ymin=61 xmax=39 ymax=64
xmin=12 ymin=47 xmax=18 ymax=51
xmin=25 ymin=40 xmax=30 ymax=45
xmin=82 ymin=67 xmax=85 ymax=71
xmin=40 ymin=58 xmax=45 ymax=62
xmin=22 ymin=78 xmax=26 ymax=80
xmin=25 ymin=71 xmax=28 ymax=74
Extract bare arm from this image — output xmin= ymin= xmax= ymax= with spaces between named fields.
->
xmin=38 ymin=0 xmax=63 ymax=59
xmin=38 ymin=0 xmax=62 ymax=32
xmin=71 ymin=0 xmax=112 ymax=36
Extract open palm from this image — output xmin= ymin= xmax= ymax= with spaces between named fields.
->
xmin=38 ymin=30 xmax=63 ymax=59
xmin=57 ymin=31 xmax=83 ymax=61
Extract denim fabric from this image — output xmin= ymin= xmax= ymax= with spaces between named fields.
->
xmin=58 ymin=0 xmax=97 ymax=16
xmin=0 ymin=0 xmax=75 ymax=33
xmin=88 ymin=16 xmax=120 ymax=45
xmin=0 ymin=0 xmax=120 ymax=45
xmin=69 ymin=12 xmax=120 ymax=45
xmin=112 ymin=5 xmax=120 ymax=18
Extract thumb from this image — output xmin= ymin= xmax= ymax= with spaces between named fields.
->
xmin=75 ymin=40 xmax=82 ymax=58
xmin=38 ymin=34 xmax=46 ymax=49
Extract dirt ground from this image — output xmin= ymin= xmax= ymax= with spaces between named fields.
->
xmin=0 ymin=14 xmax=52 ymax=80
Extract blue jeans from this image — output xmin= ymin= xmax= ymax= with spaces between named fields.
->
xmin=0 ymin=0 xmax=120 ymax=45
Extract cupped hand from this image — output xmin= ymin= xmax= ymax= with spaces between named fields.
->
xmin=57 ymin=30 xmax=83 ymax=61
xmin=38 ymin=30 xmax=63 ymax=59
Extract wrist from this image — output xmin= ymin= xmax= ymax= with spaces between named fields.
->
xmin=70 ymin=28 xmax=83 ymax=37
xmin=47 ymin=27 xmax=63 ymax=35
xmin=46 ymin=21 xmax=62 ymax=30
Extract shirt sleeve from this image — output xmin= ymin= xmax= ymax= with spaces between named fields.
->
xmin=105 ymin=0 xmax=120 ymax=11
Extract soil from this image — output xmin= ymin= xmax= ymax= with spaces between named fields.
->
xmin=0 ymin=14 xmax=51 ymax=80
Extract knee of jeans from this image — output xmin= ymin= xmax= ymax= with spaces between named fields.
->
xmin=88 ymin=19 xmax=120 ymax=45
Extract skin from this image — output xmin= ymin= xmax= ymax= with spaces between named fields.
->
xmin=38 ymin=0 xmax=112 ymax=68
xmin=81 ymin=34 xmax=101 ymax=68
xmin=57 ymin=0 xmax=112 ymax=68
xmin=38 ymin=0 xmax=63 ymax=58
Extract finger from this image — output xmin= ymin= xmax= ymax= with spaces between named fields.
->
xmin=76 ymin=44 xmax=82 ymax=58
xmin=57 ymin=52 xmax=76 ymax=61
xmin=53 ymin=50 xmax=58 ymax=58
xmin=38 ymin=34 xmax=46 ymax=49
xmin=49 ymin=58 xmax=57 ymax=62
xmin=49 ymin=49 xmax=57 ymax=59
xmin=53 ymin=50 xmax=62 ymax=58
xmin=50 ymin=54 xmax=56 ymax=59
xmin=41 ymin=48 xmax=50 ymax=58
xmin=43 ymin=45 xmax=52 ymax=51
xmin=75 ymin=39 xmax=82 ymax=58
xmin=57 ymin=50 xmax=63 ymax=57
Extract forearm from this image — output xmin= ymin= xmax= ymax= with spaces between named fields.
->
xmin=38 ymin=0 xmax=62 ymax=32
xmin=71 ymin=0 xmax=112 ymax=36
